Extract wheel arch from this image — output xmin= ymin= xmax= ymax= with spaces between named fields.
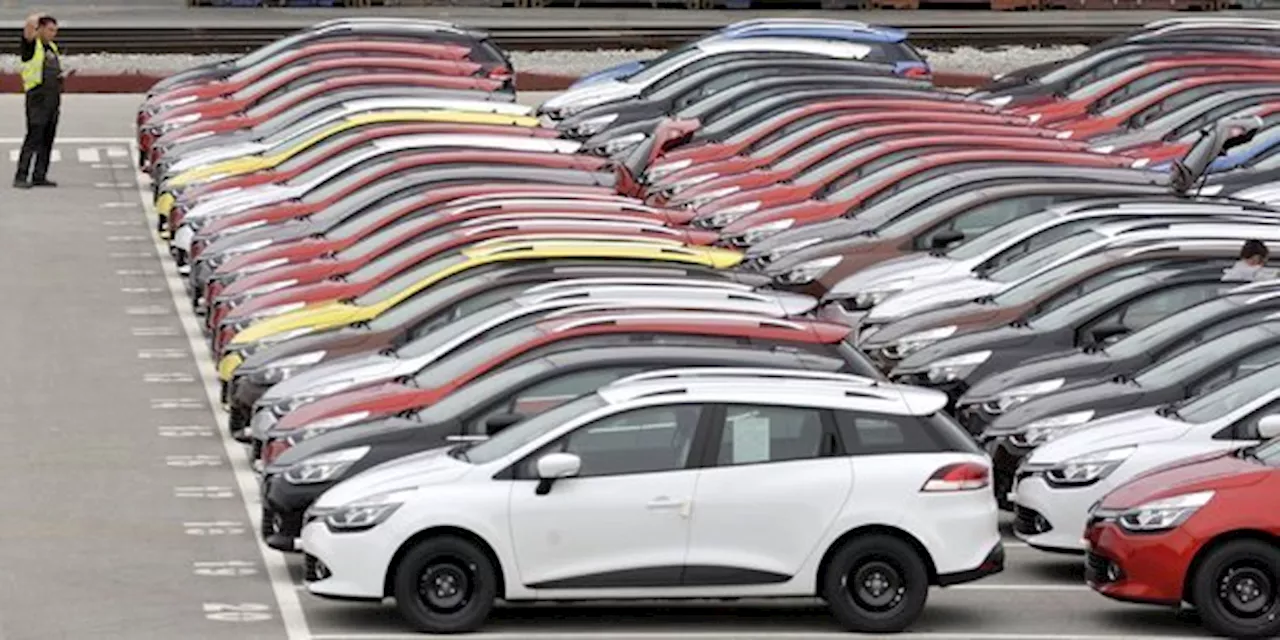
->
xmin=383 ymin=525 xmax=508 ymax=599
xmin=1182 ymin=528 xmax=1280 ymax=603
xmin=814 ymin=524 xmax=940 ymax=596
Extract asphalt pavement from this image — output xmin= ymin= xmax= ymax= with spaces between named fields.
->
xmin=0 ymin=93 xmax=1216 ymax=640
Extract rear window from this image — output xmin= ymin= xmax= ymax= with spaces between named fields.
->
xmin=833 ymin=410 xmax=979 ymax=455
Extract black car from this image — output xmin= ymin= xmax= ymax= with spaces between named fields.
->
xmin=227 ymin=261 xmax=771 ymax=434
xmin=959 ymin=280 xmax=1280 ymax=429
xmin=889 ymin=267 xmax=1239 ymax=411
xmin=259 ymin=340 xmax=874 ymax=552
xmin=557 ymin=57 xmax=916 ymax=140
xmin=980 ymin=318 xmax=1280 ymax=506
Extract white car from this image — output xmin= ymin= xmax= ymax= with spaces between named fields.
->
xmin=171 ymin=134 xmax=583 ymax=254
xmin=538 ymin=38 xmax=876 ymax=120
xmin=300 ymin=368 xmax=1002 ymax=633
xmin=1011 ymin=365 xmax=1280 ymax=552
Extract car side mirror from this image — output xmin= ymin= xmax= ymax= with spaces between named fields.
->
xmin=930 ymin=229 xmax=965 ymax=250
xmin=1257 ymin=414 xmax=1280 ymax=440
xmin=484 ymin=412 xmax=524 ymax=435
xmin=535 ymin=452 xmax=581 ymax=496
xmin=1090 ymin=323 xmax=1129 ymax=346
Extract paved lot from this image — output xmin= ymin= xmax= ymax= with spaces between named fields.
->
xmin=0 ymin=94 xmax=1215 ymax=639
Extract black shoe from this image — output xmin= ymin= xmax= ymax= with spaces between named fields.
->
xmin=31 ymin=179 xmax=57 ymax=188
xmin=12 ymin=179 xmax=30 ymax=189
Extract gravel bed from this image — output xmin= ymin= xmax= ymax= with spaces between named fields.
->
xmin=1 ymin=45 xmax=1082 ymax=78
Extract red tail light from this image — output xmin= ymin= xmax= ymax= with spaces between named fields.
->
xmin=904 ymin=66 xmax=931 ymax=79
xmin=488 ymin=67 xmax=514 ymax=81
xmin=921 ymin=462 xmax=990 ymax=492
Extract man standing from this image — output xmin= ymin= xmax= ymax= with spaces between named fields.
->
xmin=15 ymin=13 xmax=62 ymax=189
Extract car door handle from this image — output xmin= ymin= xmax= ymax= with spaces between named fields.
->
xmin=646 ymin=497 xmax=685 ymax=510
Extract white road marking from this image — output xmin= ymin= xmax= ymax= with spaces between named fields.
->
xmin=108 ymin=236 xmax=148 ymax=242
xmin=166 ymin=454 xmax=224 ymax=467
xmin=78 ymin=147 xmax=101 ymax=163
xmin=138 ymin=348 xmax=189 ymax=359
xmin=6 ymin=149 xmax=59 ymax=162
xmin=103 ymin=219 xmax=141 ymax=226
xmin=151 ymin=398 xmax=207 ymax=410
xmin=130 ymin=142 xmax=311 ymax=640
xmin=158 ymin=425 xmax=213 ymax=437
xmin=122 ymin=287 xmax=165 ymax=294
xmin=117 ymin=269 xmax=158 ymax=276
xmin=126 ymin=305 xmax=170 ymax=315
xmin=101 ymin=202 xmax=137 ymax=209
xmin=203 ymin=602 xmax=274 ymax=623
xmin=111 ymin=251 xmax=154 ymax=258
xmin=145 ymin=372 xmax=196 ymax=383
xmin=175 ymin=486 xmax=235 ymax=499
xmin=94 ymin=163 xmax=133 ymax=170
xmin=133 ymin=327 xmax=180 ymax=337
xmin=184 ymin=521 xmax=247 ymax=536
xmin=97 ymin=182 xmax=135 ymax=189
xmin=194 ymin=561 xmax=259 ymax=577
xmin=106 ymin=146 xmax=129 ymax=158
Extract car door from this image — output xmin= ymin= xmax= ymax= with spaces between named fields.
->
xmin=507 ymin=403 xmax=708 ymax=589
xmin=1074 ymin=281 xmax=1228 ymax=349
xmin=682 ymin=403 xmax=851 ymax=584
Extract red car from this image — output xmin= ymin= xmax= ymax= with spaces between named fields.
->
xmin=1085 ymin=439 xmax=1280 ymax=638
xmin=204 ymin=188 xmax=638 ymax=298
xmin=208 ymin=222 xmax=720 ymax=355
xmin=1046 ymin=73 xmax=1280 ymax=140
xmin=146 ymin=74 xmax=519 ymax=163
xmin=261 ymin=311 xmax=856 ymax=461
xmin=139 ymin=40 xmax=493 ymax=123
xmin=167 ymin=122 xmax=559 ymax=210
xmin=716 ymin=148 xmax=1145 ymax=246
xmin=1114 ymin=100 xmax=1280 ymax=164
xmin=643 ymin=98 xmax=1013 ymax=184
xmin=186 ymin=149 xmax=615 ymax=260
xmin=206 ymin=202 xmax=699 ymax=333
xmin=138 ymin=57 xmax=504 ymax=156
xmin=1010 ymin=56 xmax=1280 ymax=125
xmin=673 ymin=131 xmax=1099 ymax=226
xmin=648 ymin=113 xmax=1039 ymax=203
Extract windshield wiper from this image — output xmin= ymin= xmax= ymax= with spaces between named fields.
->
xmin=447 ymin=443 xmax=472 ymax=462
xmin=1155 ymin=402 xmax=1184 ymax=420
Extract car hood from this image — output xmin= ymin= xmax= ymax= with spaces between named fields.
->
xmin=823 ymin=254 xmax=957 ymax=302
xmin=260 ymin=352 xmax=409 ymax=403
xmin=185 ymin=185 xmax=293 ymax=221
xmin=200 ymin=219 xmax=313 ymax=263
xmin=1026 ymin=411 xmax=1188 ymax=465
xmin=745 ymin=217 xmax=864 ymax=263
xmin=169 ymin=141 xmax=266 ymax=173
xmin=1099 ymin=449 xmax=1270 ymax=510
xmin=859 ymin=302 xmax=999 ymax=350
xmin=962 ymin=349 xmax=1113 ymax=403
xmin=310 ymin=445 xmax=469 ymax=510
xmin=571 ymin=61 xmax=647 ymax=89
xmin=896 ymin=323 xmax=1037 ymax=374
xmin=865 ymin=277 xmax=1004 ymax=324
xmin=541 ymin=80 xmax=637 ymax=114
xmin=987 ymin=380 xmax=1148 ymax=433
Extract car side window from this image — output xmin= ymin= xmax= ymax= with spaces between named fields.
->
xmin=1157 ymin=308 xmax=1278 ymax=361
xmin=1092 ymin=71 xmax=1177 ymax=113
xmin=914 ymin=194 xmax=1069 ymax=251
xmin=711 ymin=404 xmax=835 ymax=466
xmin=1079 ymin=283 xmax=1229 ymax=347
xmin=673 ymin=69 xmax=766 ymax=110
xmin=1189 ymin=343 xmax=1280 ymax=400
xmin=404 ymin=284 xmax=530 ymax=342
xmin=1032 ymin=262 xmax=1170 ymax=317
xmin=1218 ymin=397 xmax=1280 ymax=441
xmin=979 ymin=219 xmax=1097 ymax=273
xmin=465 ymin=366 xmax=647 ymax=434
xmin=833 ymin=410 xmax=946 ymax=455
xmin=647 ymin=53 xmax=794 ymax=94
xmin=519 ymin=404 xmax=705 ymax=478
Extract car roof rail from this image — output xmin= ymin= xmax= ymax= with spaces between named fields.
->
xmin=1231 ymin=277 xmax=1280 ymax=293
xmin=1144 ymin=16 xmax=1280 ymax=28
xmin=445 ymin=197 xmax=655 ymax=214
xmin=612 ymin=367 xmax=879 ymax=387
xmin=468 ymin=236 xmax=691 ymax=255
xmin=547 ymin=310 xmax=809 ymax=333
xmin=457 ymin=218 xmax=676 ymax=236
xmin=1121 ymin=239 xmax=1264 ymax=256
xmin=527 ymin=286 xmax=789 ymax=308
xmin=523 ymin=277 xmax=753 ymax=294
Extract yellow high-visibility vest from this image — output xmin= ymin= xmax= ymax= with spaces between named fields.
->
xmin=22 ymin=39 xmax=59 ymax=92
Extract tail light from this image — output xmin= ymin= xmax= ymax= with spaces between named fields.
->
xmin=903 ymin=66 xmax=931 ymax=79
xmin=488 ymin=67 xmax=514 ymax=81
xmin=921 ymin=462 xmax=990 ymax=492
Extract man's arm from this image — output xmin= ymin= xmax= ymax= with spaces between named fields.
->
xmin=20 ymin=13 xmax=38 ymax=61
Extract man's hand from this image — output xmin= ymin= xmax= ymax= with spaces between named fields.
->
xmin=24 ymin=13 xmax=41 ymax=41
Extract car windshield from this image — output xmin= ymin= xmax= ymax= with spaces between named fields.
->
xmin=1020 ymin=275 xmax=1148 ymax=331
xmin=775 ymin=130 xmax=881 ymax=175
xmin=945 ymin=211 xmax=1059 ymax=260
xmin=237 ymin=31 xmax=311 ymax=69
xmin=462 ymin=393 xmax=608 ymax=465
xmin=1250 ymin=434 xmax=1280 ymax=465
xmin=1177 ymin=361 xmax=1280 ymax=423
xmin=243 ymin=84 xmax=309 ymax=119
xmin=991 ymin=254 xmax=1112 ymax=306
xmin=365 ymin=269 xmax=505 ymax=333
xmin=1107 ymin=298 xmax=1234 ymax=356
xmin=410 ymin=326 xmax=539 ymax=388
xmin=348 ymin=236 xmax=459 ymax=284
xmin=307 ymin=155 xmax=408 ymax=202
xmin=283 ymin=143 xmax=387 ymax=188
xmin=336 ymin=208 xmax=432 ymax=258
xmin=1134 ymin=326 xmax=1272 ymax=385
xmin=272 ymin=132 xmax=365 ymax=174
xmin=259 ymin=110 xmax=344 ymax=148
xmin=747 ymin=113 xmax=845 ymax=155
xmin=984 ymin=231 xmax=1106 ymax=284
xmin=396 ymin=300 xmax=525 ymax=358
xmin=351 ymin=252 xmax=469 ymax=307
xmin=623 ymin=49 xmax=701 ymax=85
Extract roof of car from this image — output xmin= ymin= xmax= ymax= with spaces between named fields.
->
xmin=598 ymin=367 xmax=946 ymax=414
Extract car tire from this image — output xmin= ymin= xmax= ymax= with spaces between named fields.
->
xmin=822 ymin=534 xmax=929 ymax=633
xmin=1191 ymin=539 xmax=1280 ymax=639
xmin=393 ymin=535 xmax=498 ymax=634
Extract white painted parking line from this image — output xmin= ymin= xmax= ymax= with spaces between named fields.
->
xmin=145 ymin=372 xmax=197 ymax=383
xmin=97 ymin=182 xmax=135 ymax=189
xmin=152 ymin=398 xmax=207 ymax=410
xmin=7 ymin=149 xmax=59 ymax=163
xmin=133 ymin=327 xmax=181 ymax=337
xmin=94 ymin=163 xmax=133 ymax=170
xmin=194 ymin=561 xmax=259 ymax=577
xmin=158 ymin=425 xmax=214 ymax=438
xmin=78 ymin=148 xmax=101 ymax=163
xmin=101 ymin=202 xmax=138 ymax=209
xmin=166 ymin=454 xmax=224 ymax=467
xmin=103 ymin=219 xmax=142 ymax=226
xmin=106 ymin=146 xmax=129 ymax=158
xmin=111 ymin=251 xmax=155 ymax=258
xmin=117 ymin=269 xmax=158 ymax=276
xmin=183 ymin=521 xmax=248 ymax=536
xmin=126 ymin=305 xmax=170 ymax=315
xmin=138 ymin=348 xmax=190 ymax=359
xmin=174 ymin=486 xmax=235 ymax=499
xmin=130 ymin=141 xmax=312 ymax=640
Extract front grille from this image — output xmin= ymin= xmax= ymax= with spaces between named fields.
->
xmin=303 ymin=554 xmax=330 ymax=582
xmin=1014 ymin=505 xmax=1054 ymax=535
xmin=1085 ymin=552 xmax=1123 ymax=585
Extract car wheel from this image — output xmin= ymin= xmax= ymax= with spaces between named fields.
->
xmin=393 ymin=535 xmax=497 ymax=634
xmin=1191 ymin=539 xmax=1280 ymax=639
xmin=822 ymin=534 xmax=929 ymax=633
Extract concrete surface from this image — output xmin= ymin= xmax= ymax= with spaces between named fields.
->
xmin=0 ymin=93 xmax=1217 ymax=639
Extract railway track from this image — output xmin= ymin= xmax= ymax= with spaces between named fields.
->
xmin=51 ymin=22 xmax=1126 ymax=54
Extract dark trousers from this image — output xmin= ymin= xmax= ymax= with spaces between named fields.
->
xmin=16 ymin=90 xmax=60 ymax=182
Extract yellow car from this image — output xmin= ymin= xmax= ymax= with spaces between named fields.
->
xmin=154 ymin=109 xmax=542 ymax=219
xmin=216 ymin=238 xmax=744 ymax=381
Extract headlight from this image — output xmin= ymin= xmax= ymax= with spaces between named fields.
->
xmin=983 ymin=95 xmax=1013 ymax=108
xmin=283 ymin=446 xmax=370 ymax=485
xmin=697 ymin=201 xmax=759 ymax=228
xmin=645 ymin=159 xmax=691 ymax=183
xmin=600 ymin=133 xmax=646 ymax=156
xmin=852 ymin=280 xmax=914 ymax=310
xmin=1010 ymin=410 xmax=1095 ymax=447
xmin=987 ymin=378 xmax=1067 ymax=415
xmin=242 ymin=279 xmax=298 ymax=297
xmin=569 ymin=113 xmax=617 ymax=137
xmin=926 ymin=350 xmax=992 ymax=384
xmin=322 ymin=487 xmax=415 ymax=533
xmin=884 ymin=326 xmax=957 ymax=359
xmin=259 ymin=327 xmax=315 ymax=345
xmin=1044 ymin=445 xmax=1134 ymax=487
xmin=775 ymin=255 xmax=842 ymax=286
xmin=1118 ymin=490 xmax=1214 ymax=533
xmin=735 ymin=219 xmax=794 ymax=246
xmin=247 ymin=351 xmax=326 ymax=385
xmin=679 ymin=187 xmax=741 ymax=211
xmin=248 ymin=302 xmax=306 ymax=319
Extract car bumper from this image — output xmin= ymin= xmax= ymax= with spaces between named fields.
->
xmin=1084 ymin=520 xmax=1191 ymax=606
xmin=262 ymin=473 xmax=325 ymax=553
xmin=1010 ymin=474 xmax=1112 ymax=553
xmin=301 ymin=520 xmax=397 ymax=600
xmin=938 ymin=541 xmax=1005 ymax=587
